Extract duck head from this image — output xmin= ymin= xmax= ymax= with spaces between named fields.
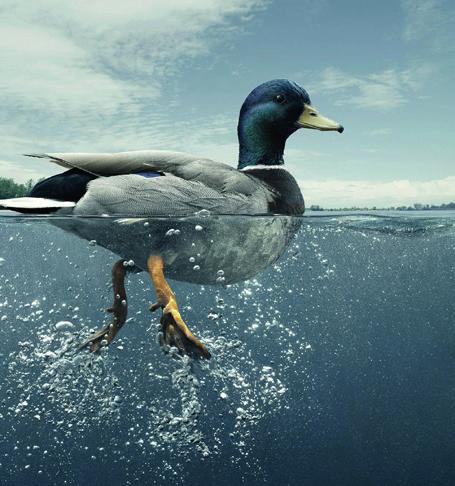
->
xmin=237 ymin=79 xmax=343 ymax=169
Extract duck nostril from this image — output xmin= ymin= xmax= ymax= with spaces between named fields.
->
xmin=310 ymin=113 xmax=318 ymax=117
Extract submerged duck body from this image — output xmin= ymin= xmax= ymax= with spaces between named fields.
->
xmin=56 ymin=213 xmax=301 ymax=285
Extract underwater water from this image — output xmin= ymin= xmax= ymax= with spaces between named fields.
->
xmin=0 ymin=211 xmax=454 ymax=486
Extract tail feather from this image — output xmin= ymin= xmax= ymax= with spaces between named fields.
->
xmin=23 ymin=153 xmax=51 ymax=159
xmin=0 ymin=197 xmax=75 ymax=214
xmin=23 ymin=153 xmax=69 ymax=166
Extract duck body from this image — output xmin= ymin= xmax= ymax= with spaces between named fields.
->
xmin=30 ymin=150 xmax=302 ymax=284
xmin=15 ymin=78 xmax=343 ymax=219
xmin=1 ymin=78 xmax=343 ymax=283
xmin=0 ymin=79 xmax=344 ymax=358
xmin=0 ymin=79 xmax=343 ymax=283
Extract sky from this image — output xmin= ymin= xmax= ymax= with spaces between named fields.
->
xmin=0 ymin=0 xmax=454 ymax=208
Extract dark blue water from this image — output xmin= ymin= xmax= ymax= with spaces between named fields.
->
xmin=0 ymin=212 xmax=454 ymax=485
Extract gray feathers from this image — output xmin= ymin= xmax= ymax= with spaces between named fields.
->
xmin=25 ymin=150 xmax=304 ymax=216
xmin=74 ymin=174 xmax=267 ymax=216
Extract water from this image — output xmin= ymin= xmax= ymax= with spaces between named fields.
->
xmin=0 ymin=211 xmax=454 ymax=485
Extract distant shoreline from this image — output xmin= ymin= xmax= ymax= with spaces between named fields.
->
xmin=308 ymin=203 xmax=455 ymax=212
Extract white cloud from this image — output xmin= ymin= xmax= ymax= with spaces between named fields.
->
xmin=0 ymin=0 xmax=266 ymax=167
xmin=401 ymin=0 xmax=455 ymax=52
xmin=309 ymin=65 xmax=433 ymax=110
xmin=0 ymin=25 xmax=144 ymax=115
xmin=300 ymin=176 xmax=455 ymax=208
xmin=1 ymin=1 xmax=266 ymax=73
xmin=402 ymin=0 xmax=443 ymax=41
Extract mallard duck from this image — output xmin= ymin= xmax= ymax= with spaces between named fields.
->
xmin=0 ymin=79 xmax=343 ymax=359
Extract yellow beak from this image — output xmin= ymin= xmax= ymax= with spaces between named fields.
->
xmin=297 ymin=103 xmax=344 ymax=133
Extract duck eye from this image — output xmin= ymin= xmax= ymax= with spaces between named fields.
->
xmin=274 ymin=94 xmax=287 ymax=105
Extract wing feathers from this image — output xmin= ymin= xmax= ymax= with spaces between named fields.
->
xmin=22 ymin=151 xmax=273 ymax=213
xmin=23 ymin=151 xmax=262 ymax=196
xmin=24 ymin=151 xmax=208 ymax=175
xmin=74 ymin=174 xmax=267 ymax=216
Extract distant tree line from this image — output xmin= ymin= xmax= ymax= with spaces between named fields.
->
xmin=309 ymin=203 xmax=455 ymax=211
xmin=0 ymin=177 xmax=35 ymax=198
xmin=408 ymin=202 xmax=455 ymax=210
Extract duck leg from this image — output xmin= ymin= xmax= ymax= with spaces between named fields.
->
xmin=147 ymin=255 xmax=211 ymax=359
xmin=80 ymin=259 xmax=130 ymax=352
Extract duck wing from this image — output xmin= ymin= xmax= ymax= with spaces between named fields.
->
xmin=25 ymin=151 xmax=275 ymax=215
xmin=25 ymin=151 xmax=262 ymax=195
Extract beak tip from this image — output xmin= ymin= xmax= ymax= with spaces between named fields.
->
xmin=337 ymin=125 xmax=344 ymax=133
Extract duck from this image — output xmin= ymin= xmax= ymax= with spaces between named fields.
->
xmin=0 ymin=79 xmax=343 ymax=359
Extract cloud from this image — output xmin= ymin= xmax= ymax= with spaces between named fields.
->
xmin=309 ymin=65 xmax=433 ymax=110
xmin=401 ymin=0 xmax=455 ymax=53
xmin=1 ymin=1 xmax=266 ymax=77
xmin=402 ymin=0 xmax=441 ymax=41
xmin=0 ymin=24 xmax=144 ymax=115
xmin=0 ymin=0 xmax=266 ymax=166
xmin=300 ymin=176 xmax=455 ymax=208
xmin=402 ymin=0 xmax=446 ymax=40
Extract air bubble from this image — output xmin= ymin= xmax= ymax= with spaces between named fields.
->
xmin=55 ymin=321 xmax=75 ymax=331
xmin=194 ymin=209 xmax=211 ymax=217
